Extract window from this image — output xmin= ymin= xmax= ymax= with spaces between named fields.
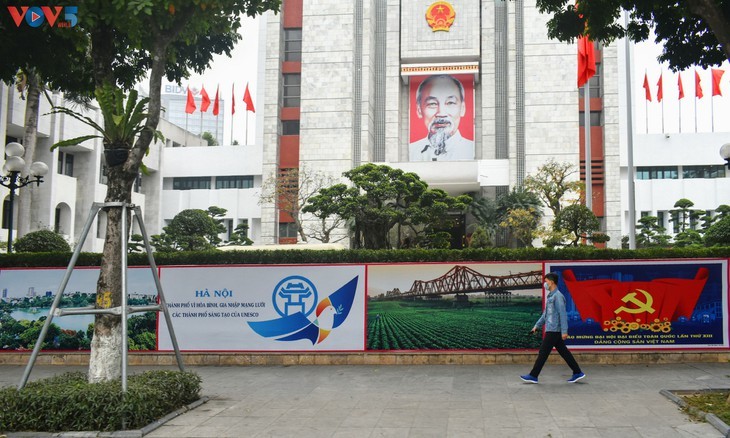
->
xmin=283 ymin=74 xmax=301 ymax=107
xmin=54 ymin=207 xmax=61 ymax=233
xmin=682 ymin=165 xmax=726 ymax=179
xmin=578 ymin=111 xmax=601 ymax=126
xmin=640 ymin=211 xmax=650 ymax=218
xmin=278 ymin=222 xmax=298 ymax=238
xmin=636 ymin=166 xmax=678 ymax=180
xmin=282 ymin=120 xmax=300 ymax=135
xmin=216 ymin=176 xmax=253 ymax=189
xmin=172 ymin=177 xmax=211 ymax=190
xmin=283 ymin=28 xmax=302 ymax=62
xmin=57 ymin=151 xmax=74 ymax=176
xmin=657 ymin=211 xmax=665 ymax=228
xmin=133 ymin=173 xmax=142 ymax=193
xmin=99 ymin=162 xmax=108 ymax=185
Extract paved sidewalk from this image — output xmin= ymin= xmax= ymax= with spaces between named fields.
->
xmin=1 ymin=362 xmax=728 ymax=437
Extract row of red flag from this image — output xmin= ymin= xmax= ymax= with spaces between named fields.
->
xmin=642 ymin=69 xmax=725 ymax=102
xmin=184 ymin=83 xmax=256 ymax=115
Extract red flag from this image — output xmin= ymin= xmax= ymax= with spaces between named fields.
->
xmin=231 ymin=84 xmax=236 ymax=115
xmin=677 ymin=73 xmax=685 ymax=100
xmin=185 ymin=87 xmax=196 ymax=114
xmin=695 ymin=70 xmax=704 ymax=99
xmin=711 ymin=68 xmax=725 ymax=96
xmin=243 ymin=83 xmax=256 ymax=113
xmin=642 ymin=72 xmax=652 ymax=101
xmin=200 ymin=86 xmax=211 ymax=113
xmin=656 ymin=72 xmax=663 ymax=102
xmin=577 ymin=36 xmax=596 ymax=88
xmin=212 ymin=85 xmax=220 ymax=116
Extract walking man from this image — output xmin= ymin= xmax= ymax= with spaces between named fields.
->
xmin=521 ymin=272 xmax=585 ymax=384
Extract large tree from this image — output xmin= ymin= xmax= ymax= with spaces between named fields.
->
xmin=303 ymin=164 xmax=471 ymax=249
xmin=3 ymin=1 xmax=280 ymax=382
xmin=536 ymin=0 xmax=730 ymax=70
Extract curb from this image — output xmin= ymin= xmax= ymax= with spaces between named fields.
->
xmin=660 ymin=389 xmax=730 ymax=438
xmin=3 ymin=396 xmax=210 ymax=438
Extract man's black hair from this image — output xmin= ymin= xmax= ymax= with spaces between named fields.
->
xmin=545 ymin=272 xmax=559 ymax=284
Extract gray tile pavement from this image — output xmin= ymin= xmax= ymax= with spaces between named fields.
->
xmin=0 ymin=362 xmax=728 ymax=437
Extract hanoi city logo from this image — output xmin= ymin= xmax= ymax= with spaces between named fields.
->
xmin=7 ymin=6 xmax=78 ymax=28
xmin=248 ymin=275 xmax=359 ymax=345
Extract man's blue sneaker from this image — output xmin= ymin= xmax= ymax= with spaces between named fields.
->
xmin=567 ymin=372 xmax=585 ymax=383
xmin=520 ymin=374 xmax=538 ymax=384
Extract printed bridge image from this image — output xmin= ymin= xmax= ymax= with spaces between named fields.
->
xmin=367 ymin=264 xmax=544 ymax=350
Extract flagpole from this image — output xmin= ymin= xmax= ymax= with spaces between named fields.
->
xmin=624 ymin=11 xmax=636 ymax=250
xmin=245 ymin=110 xmax=249 ymax=145
xmin=661 ymin=96 xmax=664 ymax=133
xmin=645 ymin=70 xmax=649 ymax=133
xmin=695 ymin=94 xmax=698 ymax=133
xmin=711 ymin=95 xmax=715 ymax=132
xmin=678 ymin=99 xmax=681 ymax=133
xmin=185 ymin=114 xmax=189 ymax=146
xmin=584 ymin=81 xmax=592 ymax=212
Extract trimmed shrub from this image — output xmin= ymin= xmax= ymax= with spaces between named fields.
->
xmin=13 ymin=229 xmax=71 ymax=253
xmin=0 ymin=370 xmax=201 ymax=432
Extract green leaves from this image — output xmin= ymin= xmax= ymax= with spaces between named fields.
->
xmin=49 ymin=85 xmax=164 ymax=152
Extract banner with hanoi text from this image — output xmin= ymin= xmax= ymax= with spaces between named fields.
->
xmin=157 ymin=265 xmax=366 ymax=351
xmin=545 ymin=260 xmax=728 ymax=349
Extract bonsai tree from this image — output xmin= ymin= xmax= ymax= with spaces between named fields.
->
xmin=13 ymin=229 xmax=71 ymax=253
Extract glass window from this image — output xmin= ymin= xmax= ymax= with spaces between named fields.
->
xmin=282 ymin=120 xmax=300 ymax=135
xmin=682 ymin=165 xmax=726 ymax=179
xmin=284 ymin=28 xmax=302 ymax=62
xmin=278 ymin=222 xmax=298 ymax=238
xmin=283 ymin=74 xmax=301 ymax=107
xmin=579 ymin=111 xmax=601 ymax=127
xmin=172 ymin=177 xmax=211 ymax=190
xmin=657 ymin=211 xmax=665 ymax=227
xmin=215 ymin=176 xmax=253 ymax=189
xmin=636 ymin=166 xmax=678 ymax=180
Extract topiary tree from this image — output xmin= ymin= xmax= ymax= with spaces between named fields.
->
xmin=13 ymin=230 xmax=71 ymax=253
xmin=704 ymin=216 xmax=730 ymax=246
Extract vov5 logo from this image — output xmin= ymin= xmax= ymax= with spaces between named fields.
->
xmin=7 ymin=6 xmax=78 ymax=28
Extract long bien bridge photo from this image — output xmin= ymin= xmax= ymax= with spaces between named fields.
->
xmin=367 ymin=265 xmax=545 ymax=350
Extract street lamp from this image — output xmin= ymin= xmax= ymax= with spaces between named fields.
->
xmin=1 ymin=142 xmax=49 ymax=252
xmin=720 ymin=143 xmax=730 ymax=169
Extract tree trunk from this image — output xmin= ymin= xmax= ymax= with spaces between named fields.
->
xmin=88 ymin=167 xmax=135 ymax=383
xmin=87 ymin=39 xmax=169 ymax=382
xmin=16 ymin=70 xmax=41 ymax=239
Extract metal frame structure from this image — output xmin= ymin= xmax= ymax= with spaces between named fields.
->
xmin=18 ymin=202 xmax=185 ymax=391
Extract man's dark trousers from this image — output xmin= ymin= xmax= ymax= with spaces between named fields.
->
xmin=529 ymin=331 xmax=582 ymax=377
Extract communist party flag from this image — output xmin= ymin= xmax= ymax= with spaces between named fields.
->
xmin=212 ymin=85 xmax=220 ymax=116
xmin=243 ymin=83 xmax=256 ymax=113
xmin=642 ymin=72 xmax=652 ymax=101
xmin=711 ymin=68 xmax=725 ymax=96
xmin=656 ymin=72 xmax=663 ymax=102
xmin=695 ymin=70 xmax=704 ymax=98
xmin=231 ymin=84 xmax=236 ymax=115
xmin=677 ymin=73 xmax=685 ymax=99
xmin=185 ymin=86 xmax=196 ymax=114
xmin=577 ymin=36 xmax=596 ymax=88
xmin=200 ymin=86 xmax=211 ymax=112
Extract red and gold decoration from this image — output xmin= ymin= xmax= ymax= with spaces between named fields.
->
xmin=425 ymin=1 xmax=455 ymax=32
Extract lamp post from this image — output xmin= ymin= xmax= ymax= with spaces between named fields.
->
xmin=720 ymin=143 xmax=730 ymax=169
xmin=1 ymin=142 xmax=49 ymax=252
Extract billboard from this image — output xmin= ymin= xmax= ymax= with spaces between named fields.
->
xmin=157 ymin=265 xmax=366 ymax=351
xmin=408 ymin=74 xmax=475 ymax=161
xmin=0 ymin=267 xmax=158 ymax=351
xmin=546 ymin=260 xmax=728 ymax=349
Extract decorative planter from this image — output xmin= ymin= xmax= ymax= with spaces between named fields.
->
xmin=104 ymin=149 xmax=129 ymax=167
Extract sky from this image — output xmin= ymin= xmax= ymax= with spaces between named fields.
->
xmin=169 ymin=14 xmax=730 ymax=145
xmin=165 ymin=15 xmax=261 ymax=146
xmin=632 ymin=39 xmax=730 ymax=135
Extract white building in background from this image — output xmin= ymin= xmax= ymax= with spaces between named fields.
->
xmin=0 ymin=81 xmax=263 ymax=252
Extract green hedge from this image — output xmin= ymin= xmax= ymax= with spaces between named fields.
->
xmin=1 ymin=246 xmax=730 ymax=268
xmin=0 ymin=370 xmax=201 ymax=432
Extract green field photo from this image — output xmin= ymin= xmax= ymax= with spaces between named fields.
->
xmin=367 ymin=263 xmax=544 ymax=350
